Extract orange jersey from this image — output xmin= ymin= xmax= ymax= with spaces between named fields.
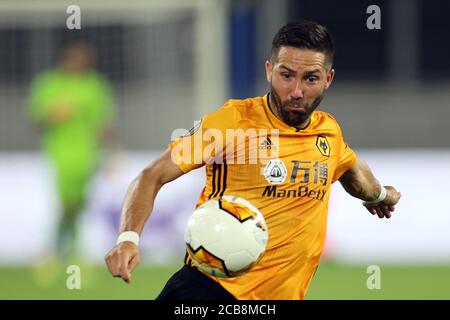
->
xmin=168 ymin=94 xmax=357 ymax=299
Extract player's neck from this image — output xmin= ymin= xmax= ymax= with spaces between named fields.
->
xmin=268 ymin=94 xmax=311 ymax=131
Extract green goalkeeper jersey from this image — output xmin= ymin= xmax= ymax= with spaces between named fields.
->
xmin=29 ymin=68 xmax=115 ymax=172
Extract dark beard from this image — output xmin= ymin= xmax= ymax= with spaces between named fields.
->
xmin=269 ymin=85 xmax=324 ymax=128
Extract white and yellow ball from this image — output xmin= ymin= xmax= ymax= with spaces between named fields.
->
xmin=185 ymin=195 xmax=268 ymax=278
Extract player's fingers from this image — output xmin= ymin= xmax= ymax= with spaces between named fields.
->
xmin=382 ymin=206 xmax=392 ymax=219
xmin=128 ymin=254 xmax=140 ymax=273
xmin=119 ymin=266 xmax=131 ymax=283
xmin=381 ymin=205 xmax=391 ymax=219
xmin=105 ymin=251 xmax=121 ymax=276
xmin=104 ymin=254 xmax=113 ymax=274
xmin=122 ymin=274 xmax=131 ymax=284
xmin=389 ymin=206 xmax=395 ymax=212
xmin=375 ymin=207 xmax=384 ymax=219
xmin=120 ymin=255 xmax=140 ymax=284
xmin=119 ymin=255 xmax=132 ymax=283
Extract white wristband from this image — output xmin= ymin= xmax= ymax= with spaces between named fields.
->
xmin=363 ymin=186 xmax=387 ymax=206
xmin=116 ymin=231 xmax=140 ymax=246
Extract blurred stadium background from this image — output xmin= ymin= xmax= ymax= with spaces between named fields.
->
xmin=1 ymin=0 xmax=449 ymax=299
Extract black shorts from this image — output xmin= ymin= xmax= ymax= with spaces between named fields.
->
xmin=156 ymin=265 xmax=237 ymax=300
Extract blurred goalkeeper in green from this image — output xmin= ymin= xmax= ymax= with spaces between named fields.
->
xmin=29 ymin=41 xmax=115 ymax=262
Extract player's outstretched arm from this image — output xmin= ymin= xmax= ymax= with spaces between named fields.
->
xmin=105 ymin=148 xmax=184 ymax=283
xmin=339 ymin=157 xmax=401 ymax=219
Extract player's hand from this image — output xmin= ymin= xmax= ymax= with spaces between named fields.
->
xmin=363 ymin=186 xmax=401 ymax=219
xmin=105 ymin=242 xmax=140 ymax=284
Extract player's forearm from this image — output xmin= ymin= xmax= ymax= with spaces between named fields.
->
xmin=119 ymin=168 xmax=163 ymax=235
xmin=339 ymin=158 xmax=382 ymax=202
xmin=118 ymin=149 xmax=185 ymax=235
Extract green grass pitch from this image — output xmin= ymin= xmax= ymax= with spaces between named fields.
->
xmin=1 ymin=262 xmax=449 ymax=299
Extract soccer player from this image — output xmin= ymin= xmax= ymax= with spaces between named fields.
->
xmin=105 ymin=21 xmax=401 ymax=299
xmin=29 ymin=41 xmax=115 ymax=261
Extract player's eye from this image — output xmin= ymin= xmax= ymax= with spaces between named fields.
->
xmin=305 ymin=75 xmax=319 ymax=83
xmin=281 ymin=72 xmax=292 ymax=80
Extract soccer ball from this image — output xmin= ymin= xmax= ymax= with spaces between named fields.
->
xmin=185 ymin=195 xmax=268 ymax=278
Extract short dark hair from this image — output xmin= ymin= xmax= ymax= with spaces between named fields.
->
xmin=271 ymin=20 xmax=335 ymax=68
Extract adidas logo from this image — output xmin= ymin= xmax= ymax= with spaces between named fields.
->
xmin=260 ymin=137 xmax=277 ymax=150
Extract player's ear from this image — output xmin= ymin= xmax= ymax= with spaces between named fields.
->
xmin=325 ymin=68 xmax=335 ymax=90
xmin=265 ymin=60 xmax=272 ymax=83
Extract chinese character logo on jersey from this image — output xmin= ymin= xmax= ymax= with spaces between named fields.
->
xmin=263 ymin=159 xmax=287 ymax=185
xmin=316 ymin=135 xmax=330 ymax=157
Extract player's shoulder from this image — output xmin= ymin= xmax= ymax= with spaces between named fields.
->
xmin=222 ymin=96 xmax=265 ymax=109
xmin=204 ymin=96 xmax=265 ymax=127
xmin=313 ymin=111 xmax=343 ymax=133
xmin=220 ymin=96 xmax=265 ymax=117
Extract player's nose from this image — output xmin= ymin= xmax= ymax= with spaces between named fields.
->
xmin=291 ymin=80 xmax=304 ymax=99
